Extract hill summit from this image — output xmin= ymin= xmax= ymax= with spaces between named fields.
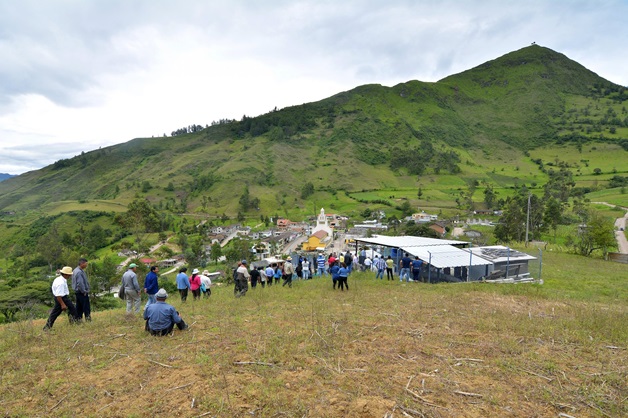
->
xmin=0 ymin=45 xmax=625 ymax=214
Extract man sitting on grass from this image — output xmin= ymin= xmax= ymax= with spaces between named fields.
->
xmin=144 ymin=288 xmax=188 ymax=336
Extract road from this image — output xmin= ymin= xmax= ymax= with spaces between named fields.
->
xmin=614 ymin=210 xmax=628 ymax=254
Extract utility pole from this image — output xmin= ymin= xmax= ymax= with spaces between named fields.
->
xmin=525 ymin=193 xmax=531 ymax=247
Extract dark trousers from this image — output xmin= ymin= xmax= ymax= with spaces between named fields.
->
xmin=338 ymin=277 xmax=349 ymax=291
xmin=265 ymin=276 xmax=273 ymax=287
xmin=412 ymin=270 xmax=421 ymax=282
xmin=282 ymin=274 xmax=292 ymax=288
xmin=192 ymin=289 xmax=201 ymax=300
xmin=146 ymin=319 xmax=188 ymax=336
xmin=234 ymin=278 xmax=248 ymax=297
xmin=75 ymin=292 xmax=91 ymax=320
xmin=179 ymin=289 xmax=188 ymax=302
xmin=251 ymin=277 xmax=258 ymax=288
xmin=386 ymin=268 xmax=393 ymax=280
xmin=44 ymin=296 xmax=78 ymax=329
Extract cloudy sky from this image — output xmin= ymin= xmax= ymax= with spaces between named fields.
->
xmin=1 ymin=0 xmax=627 ymax=175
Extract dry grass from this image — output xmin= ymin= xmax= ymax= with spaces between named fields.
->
xmin=1 ymin=275 xmax=626 ymax=417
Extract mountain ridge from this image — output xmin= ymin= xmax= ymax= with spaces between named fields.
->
xmin=0 ymin=44 xmax=625 ymax=214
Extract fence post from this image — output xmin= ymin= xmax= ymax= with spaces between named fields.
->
xmin=428 ymin=251 xmax=432 ymax=284
xmin=538 ymin=248 xmax=543 ymax=281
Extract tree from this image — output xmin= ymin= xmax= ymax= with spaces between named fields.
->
xmin=301 ymin=182 xmax=315 ymax=199
xmin=210 ymin=242 xmax=222 ymax=265
xmin=37 ymin=227 xmax=63 ymax=272
xmin=417 ymin=187 xmax=423 ymax=199
xmin=90 ymin=256 xmax=119 ymax=295
xmin=543 ymin=197 xmax=562 ymax=241
xmin=568 ymin=210 xmax=616 ymax=257
xmin=223 ymin=238 xmax=251 ymax=265
xmin=483 ymin=185 xmax=496 ymax=209
xmin=398 ymin=201 xmax=413 ymax=217
xmin=119 ymin=199 xmax=162 ymax=248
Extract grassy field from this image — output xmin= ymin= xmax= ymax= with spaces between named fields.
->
xmin=1 ymin=251 xmax=626 ymax=417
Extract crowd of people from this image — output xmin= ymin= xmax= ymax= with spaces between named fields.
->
xmin=44 ymin=250 xmax=426 ymax=335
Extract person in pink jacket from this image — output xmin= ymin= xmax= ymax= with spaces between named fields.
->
xmin=189 ymin=268 xmax=202 ymax=300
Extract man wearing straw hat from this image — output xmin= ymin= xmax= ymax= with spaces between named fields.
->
xmin=43 ymin=266 xmax=78 ymax=330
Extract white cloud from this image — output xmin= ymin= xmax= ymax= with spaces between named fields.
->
xmin=0 ymin=0 xmax=627 ymax=174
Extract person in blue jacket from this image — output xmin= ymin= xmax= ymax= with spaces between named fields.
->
xmin=144 ymin=266 xmax=160 ymax=309
xmin=176 ymin=267 xmax=190 ymax=302
xmin=329 ymin=260 xmax=340 ymax=289
xmin=337 ymin=262 xmax=350 ymax=291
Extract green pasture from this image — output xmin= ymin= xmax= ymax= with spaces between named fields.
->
xmin=529 ymin=143 xmax=628 ymax=175
xmin=43 ymin=200 xmax=129 ymax=215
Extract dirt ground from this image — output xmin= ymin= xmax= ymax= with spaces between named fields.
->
xmin=1 ymin=281 xmax=626 ymax=417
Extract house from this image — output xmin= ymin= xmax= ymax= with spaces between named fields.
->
xmin=411 ymin=211 xmax=438 ymax=223
xmin=302 ymin=230 xmax=329 ymax=252
xmin=429 ymin=222 xmax=447 ymax=236
xmin=277 ymin=218 xmax=291 ymax=228
xmin=140 ymin=257 xmax=157 ymax=265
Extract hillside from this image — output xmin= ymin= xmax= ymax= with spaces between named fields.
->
xmin=0 ymin=44 xmax=626 ymax=217
xmin=1 ymin=253 xmax=626 ymax=417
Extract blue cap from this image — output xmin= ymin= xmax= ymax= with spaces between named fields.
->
xmin=241 ymin=259 xmax=247 ymax=264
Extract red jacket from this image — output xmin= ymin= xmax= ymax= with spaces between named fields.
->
xmin=189 ymin=274 xmax=201 ymax=291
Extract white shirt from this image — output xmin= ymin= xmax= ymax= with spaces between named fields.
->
xmin=51 ymin=275 xmax=70 ymax=297
xmin=200 ymin=275 xmax=212 ymax=287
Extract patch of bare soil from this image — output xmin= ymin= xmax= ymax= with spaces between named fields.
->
xmin=1 ymin=285 xmax=626 ymax=417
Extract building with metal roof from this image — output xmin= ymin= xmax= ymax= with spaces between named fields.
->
xmin=355 ymin=235 xmax=536 ymax=283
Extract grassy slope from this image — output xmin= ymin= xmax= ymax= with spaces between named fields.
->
xmin=0 ymin=46 xmax=625 ymax=216
xmin=0 ymin=251 xmax=625 ymax=417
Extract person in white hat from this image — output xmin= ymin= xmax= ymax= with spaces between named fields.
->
xmin=43 ymin=266 xmax=78 ymax=330
xmin=143 ymin=288 xmax=188 ymax=336
xmin=189 ymin=268 xmax=202 ymax=300
xmin=282 ymin=256 xmax=294 ymax=288
xmin=200 ymin=270 xmax=212 ymax=297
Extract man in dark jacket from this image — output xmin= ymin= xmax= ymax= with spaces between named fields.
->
xmin=144 ymin=266 xmax=159 ymax=309
xmin=72 ymin=258 xmax=91 ymax=322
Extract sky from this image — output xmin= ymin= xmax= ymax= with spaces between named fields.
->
xmin=1 ymin=0 xmax=627 ymax=175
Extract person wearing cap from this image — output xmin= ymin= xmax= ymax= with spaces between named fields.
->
xmin=176 ymin=267 xmax=190 ymax=302
xmin=200 ymin=270 xmax=212 ymax=297
xmin=144 ymin=266 xmax=159 ymax=310
xmin=143 ymin=288 xmax=188 ymax=336
xmin=189 ymin=268 xmax=202 ymax=300
xmin=43 ymin=266 xmax=79 ymax=330
xmin=121 ymin=263 xmax=141 ymax=313
xmin=72 ymin=258 xmax=91 ymax=322
xmin=234 ymin=260 xmax=250 ymax=297
xmin=282 ymin=257 xmax=294 ymax=288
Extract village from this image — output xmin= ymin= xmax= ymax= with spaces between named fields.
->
xmin=113 ymin=207 xmax=539 ymax=284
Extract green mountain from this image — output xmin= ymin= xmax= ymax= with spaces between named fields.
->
xmin=0 ymin=45 xmax=626 ymax=217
